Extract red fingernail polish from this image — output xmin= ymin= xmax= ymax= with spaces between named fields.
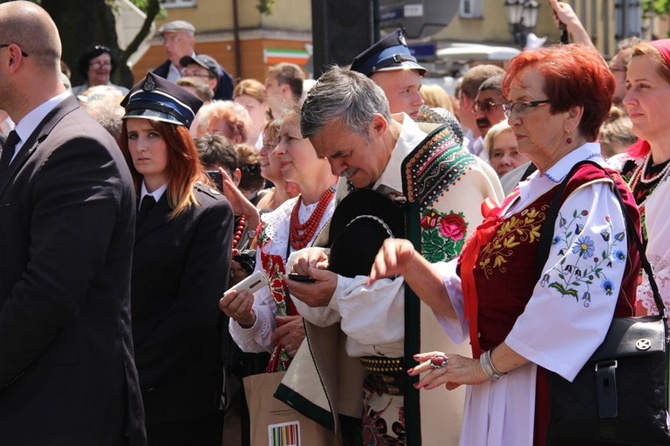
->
xmin=407 ymin=368 xmax=413 ymax=374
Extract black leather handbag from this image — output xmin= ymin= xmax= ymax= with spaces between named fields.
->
xmin=537 ymin=161 xmax=670 ymax=445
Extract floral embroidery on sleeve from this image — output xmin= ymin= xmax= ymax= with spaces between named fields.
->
xmin=421 ymin=209 xmax=468 ymax=262
xmin=540 ymin=210 xmax=625 ymax=307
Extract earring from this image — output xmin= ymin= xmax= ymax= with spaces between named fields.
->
xmin=566 ymin=136 xmax=573 ymax=144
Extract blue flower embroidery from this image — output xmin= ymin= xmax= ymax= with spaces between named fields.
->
xmin=602 ymin=280 xmax=614 ymax=296
xmin=614 ymin=250 xmax=626 ymax=263
xmin=572 ymin=236 xmax=595 ymax=259
xmin=546 ymin=210 xmax=623 ymax=308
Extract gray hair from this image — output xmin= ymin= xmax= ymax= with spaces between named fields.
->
xmin=300 ymin=66 xmax=391 ymax=139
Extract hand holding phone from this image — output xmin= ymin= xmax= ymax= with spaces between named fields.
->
xmin=288 ymin=273 xmax=316 ymax=283
xmin=228 ymin=270 xmax=267 ymax=294
xmin=207 ymin=170 xmax=224 ymax=192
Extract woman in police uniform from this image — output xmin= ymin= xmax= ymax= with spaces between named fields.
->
xmin=119 ymin=73 xmax=234 ymax=445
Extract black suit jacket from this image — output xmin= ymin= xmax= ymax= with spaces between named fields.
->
xmin=153 ymin=59 xmax=234 ymax=100
xmin=132 ymin=183 xmax=233 ymax=424
xmin=0 ymin=96 xmax=146 ymax=445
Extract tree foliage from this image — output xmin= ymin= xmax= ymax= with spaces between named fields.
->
xmin=11 ymin=0 xmax=271 ymax=87
xmin=642 ymin=0 xmax=670 ymax=16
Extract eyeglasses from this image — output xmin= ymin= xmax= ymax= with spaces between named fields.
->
xmin=503 ymin=100 xmax=551 ymax=118
xmin=609 ymin=65 xmax=625 ymax=74
xmin=0 ymin=44 xmax=28 ymax=58
xmin=89 ymin=61 xmax=112 ymax=69
xmin=471 ymin=99 xmax=506 ymax=114
xmin=183 ymin=71 xmax=211 ymax=79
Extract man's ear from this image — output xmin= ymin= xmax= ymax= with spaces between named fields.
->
xmin=370 ymin=113 xmax=388 ymax=138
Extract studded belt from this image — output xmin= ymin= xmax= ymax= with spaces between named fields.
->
xmin=359 ymin=356 xmax=405 ymax=396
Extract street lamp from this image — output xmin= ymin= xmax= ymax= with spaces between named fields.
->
xmin=504 ymin=0 xmax=540 ymax=47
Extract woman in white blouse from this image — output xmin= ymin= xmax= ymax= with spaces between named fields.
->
xmin=369 ymin=44 xmax=642 ymax=446
xmin=220 ymin=107 xmax=338 ymax=370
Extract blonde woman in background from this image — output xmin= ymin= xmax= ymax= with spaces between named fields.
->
xmin=420 ymin=83 xmax=454 ymax=113
xmin=484 ymin=120 xmax=530 ymax=177
xmin=600 ymin=106 xmax=637 ymax=169
xmin=197 ymin=100 xmax=252 ymax=144
xmin=234 ymin=79 xmax=269 ymax=149
xmin=255 ymin=119 xmax=301 ymax=212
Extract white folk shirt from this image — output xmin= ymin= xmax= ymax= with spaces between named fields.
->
xmin=229 ymin=195 xmax=335 ymax=353
xmin=291 ymin=115 xmax=429 ymax=358
xmin=434 ymin=143 xmax=629 ymax=446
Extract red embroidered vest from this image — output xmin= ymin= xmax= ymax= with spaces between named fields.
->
xmin=461 ymin=164 xmax=640 ymax=354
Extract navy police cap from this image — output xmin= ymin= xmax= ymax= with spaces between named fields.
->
xmin=121 ymin=72 xmax=203 ymax=128
xmin=350 ymin=28 xmax=427 ymax=77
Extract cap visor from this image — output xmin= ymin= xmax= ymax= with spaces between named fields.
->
xmin=122 ymin=108 xmax=185 ymax=127
xmin=375 ymin=61 xmax=427 ymax=75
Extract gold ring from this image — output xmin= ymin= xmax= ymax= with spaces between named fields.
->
xmin=234 ymin=311 xmax=240 ymax=318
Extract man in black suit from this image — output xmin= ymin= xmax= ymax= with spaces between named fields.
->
xmin=153 ymin=20 xmax=234 ymax=100
xmin=0 ymin=2 xmax=145 ymax=444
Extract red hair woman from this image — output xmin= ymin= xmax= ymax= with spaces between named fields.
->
xmin=119 ymin=73 xmax=234 ymax=445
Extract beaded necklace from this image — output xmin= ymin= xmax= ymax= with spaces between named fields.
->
xmin=289 ymin=187 xmax=335 ymax=250
xmin=628 ymin=154 xmax=670 ymax=207
xmin=232 ymin=214 xmax=247 ymax=250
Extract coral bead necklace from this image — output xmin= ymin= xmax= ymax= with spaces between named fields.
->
xmin=289 ymin=187 xmax=335 ymax=250
xmin=232 ymin=214 xmax=247 ymax=249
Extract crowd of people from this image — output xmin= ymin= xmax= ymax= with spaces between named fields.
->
xmin=1 ymin=0 xmax=669 ymax=445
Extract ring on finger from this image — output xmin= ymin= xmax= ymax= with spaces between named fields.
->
xmin=430 ymin=354 xmax=449 ymax=370
xmin=234 ymin=311 xmax=240 ymax=318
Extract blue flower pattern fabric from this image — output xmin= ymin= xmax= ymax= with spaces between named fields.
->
xmin=542 ymin=208 xmax=626 ymax=308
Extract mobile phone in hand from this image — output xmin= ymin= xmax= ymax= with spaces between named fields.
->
xmin=288 ymin=273 xmax=316 ymax=283
xmin=228 ymin=270 xmax=266 ymax=294
xmin=207 ymin=170 xmax=224 ymax=192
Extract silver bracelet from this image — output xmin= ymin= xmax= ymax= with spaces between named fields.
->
xmin=480 ymin=349 xmax=507 ymax=381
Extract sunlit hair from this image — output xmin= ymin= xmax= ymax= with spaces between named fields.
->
xmin=502 ymin=44 xmax=614 ymax=141
xmin=233 ymin=78 xmax=266 ymax=103
xmin=420 ymin=84 xmax=454 ymax=112
xmin=235 ymin=143 xmax=265 ymax=193
xmin=599 ymin=106 xmax=636 ymax=158
xmin=301 ymin=65 xmax=391 ymax=139
xmin=484 ymin=120 xmax=513 ymax=160
xmin=460 ymin=64 xmax=503 ymax=100
xmin=262 ymin=119 xmax=281 ymax=148
xmin=177 ymin=76 xmax=214 ymax=103
xmin=268 ymin=63 xmax=305 ymax=101
xmin=197 ymin=100 xmax=252 ymax=143
xmin=120 ymin=119 xmax=202 ymax=219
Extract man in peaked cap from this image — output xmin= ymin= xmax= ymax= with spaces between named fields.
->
xmin=153 ymin=20 xmax=234 ymax=100
xmin=350 ymin=28 xmax=426 ymax=120
xmin=153 ymin=20 xmax=196 ymax=83
xmin=179 ymin=54 xmax=230 ymax=101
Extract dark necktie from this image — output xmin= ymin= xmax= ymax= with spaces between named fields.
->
xmin=0 ymin=130 xmax=20 ymax=180
xmin=137 ymin=195 xmax=156 ymax=228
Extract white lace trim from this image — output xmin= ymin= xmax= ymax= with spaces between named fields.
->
xmin=638 ymin=255 xmax=670 ymax=316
